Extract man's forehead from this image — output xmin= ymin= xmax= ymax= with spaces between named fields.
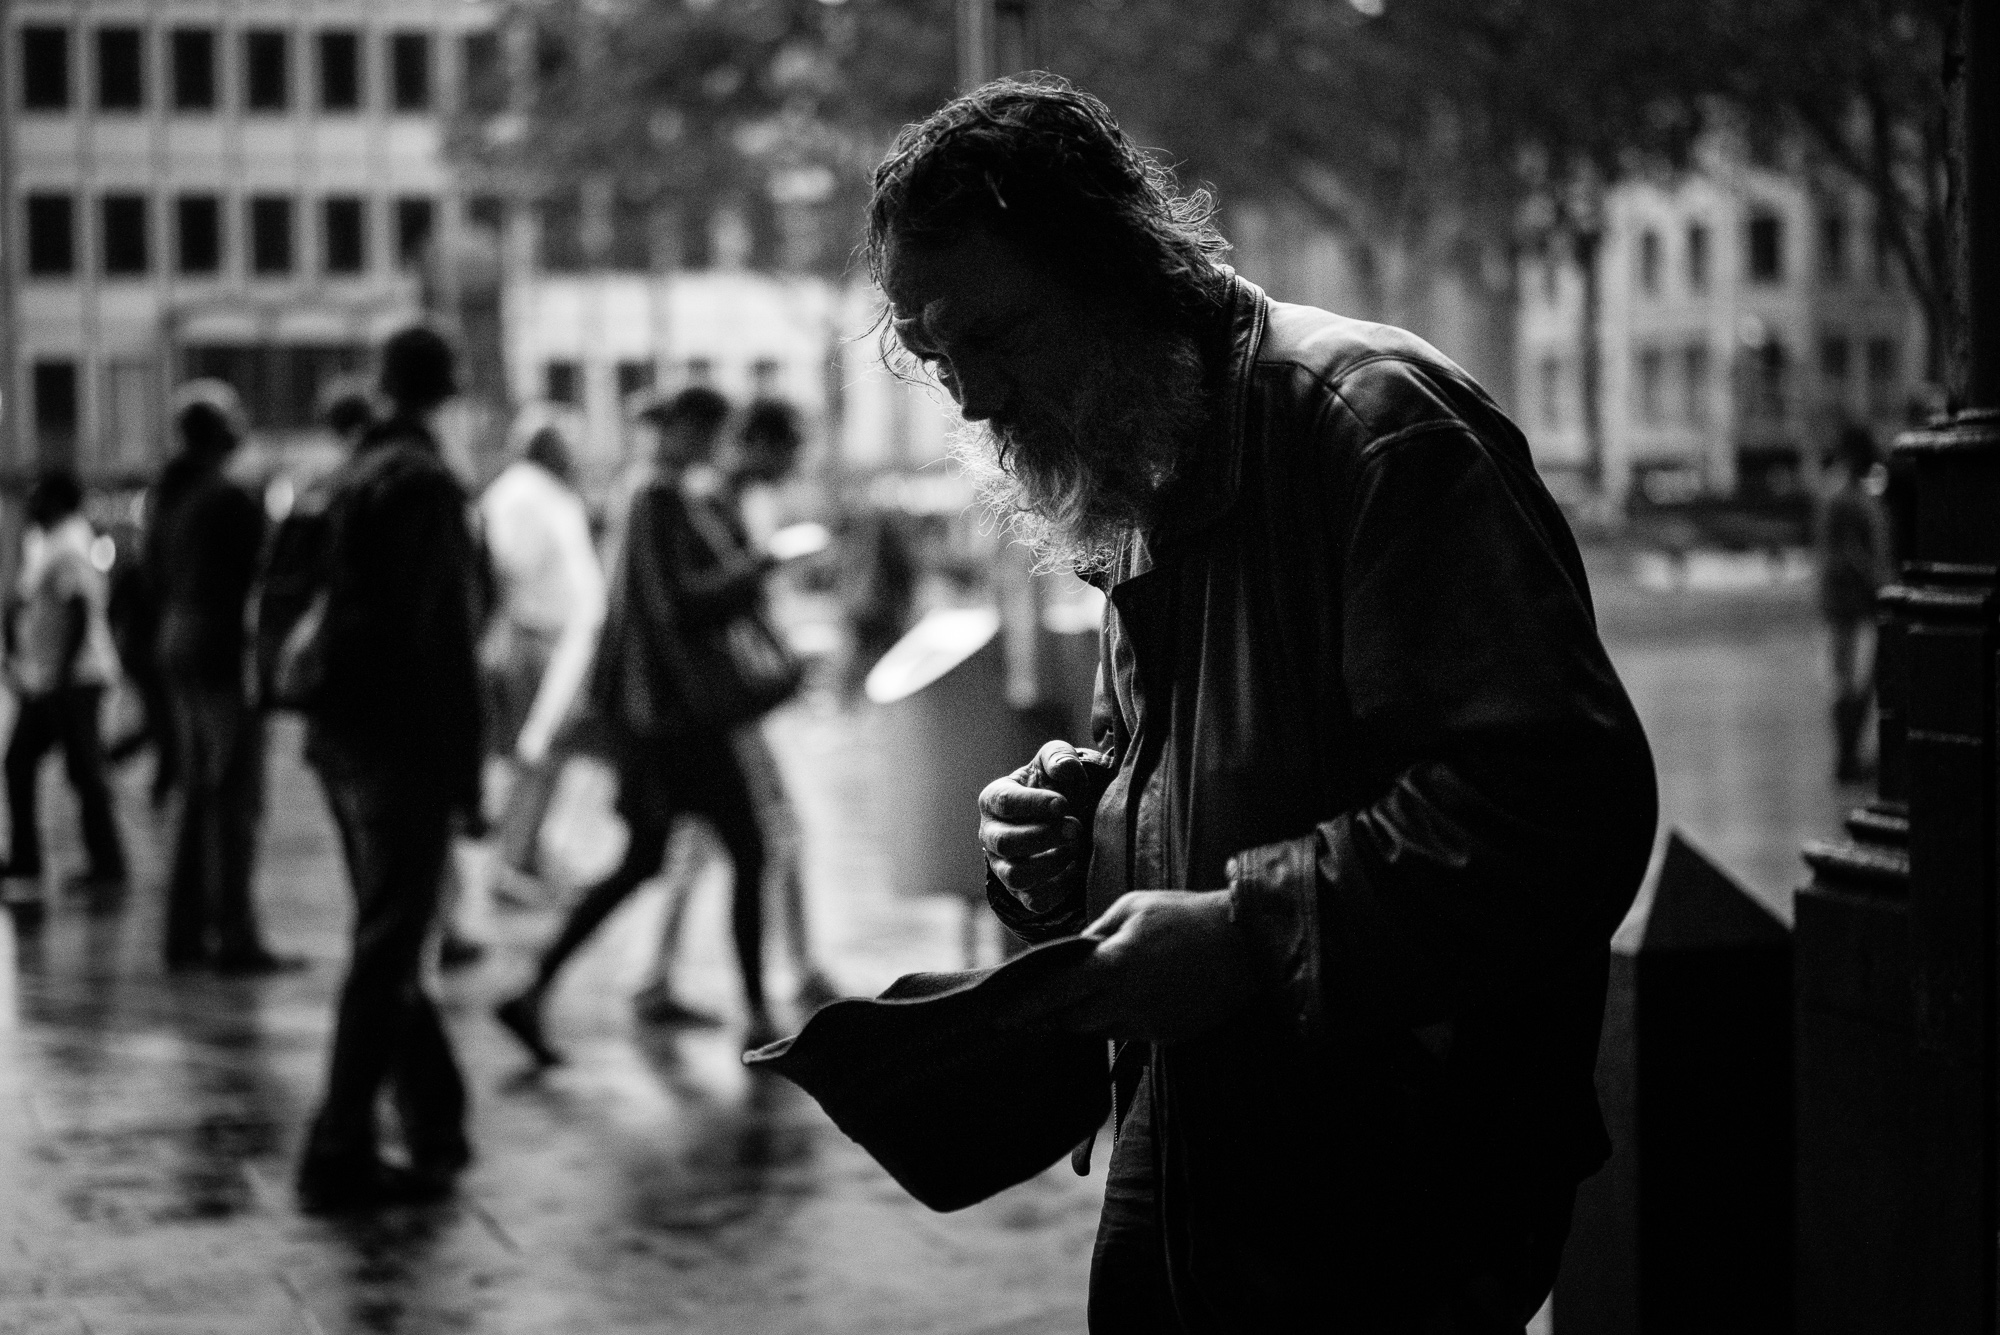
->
xmin=882 ymin=230 xmax=1052 ymax=323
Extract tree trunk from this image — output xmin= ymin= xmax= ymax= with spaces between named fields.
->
xmin=1573 ymin=227 xmax=1606 ymax=493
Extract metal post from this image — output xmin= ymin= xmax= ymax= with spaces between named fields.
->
xmin=1796 ymin=2 xmax=2000 ymax=1329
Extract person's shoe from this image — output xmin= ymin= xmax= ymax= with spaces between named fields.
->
xmin=439 ymin=933 xmax=486 ymax=971
xmin=296 ymin=1154 xmax=452 ymax=1214
xmin=794 ymin=968 xmax=843 ymax=1013
xmin=211 ymin=948 xmax=309 ymax=977
xmin=494 ymin=994 xmax=562 ymax=1066
xmin=631 ymin=981 xmax=722 ymax=1028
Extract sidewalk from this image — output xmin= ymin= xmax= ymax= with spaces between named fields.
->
xmin=0 ymin=701 xmax=1102 ymax=1335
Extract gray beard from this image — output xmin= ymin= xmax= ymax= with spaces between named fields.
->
xmin=948 ymin=328 xmax=1208 ymax=577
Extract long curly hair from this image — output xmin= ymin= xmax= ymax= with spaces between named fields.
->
xmin=864 ymin=76 xmax=1231 ymax=329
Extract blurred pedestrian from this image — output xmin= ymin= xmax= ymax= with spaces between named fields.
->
xmin=1 ymin=468 xmax=128 ymax=906
xmin=478 ymin=409 xmax=605 ymax=901
xmin=632 ymin=397 xmax=840 ymax=1023
xmin=153 ymin=387 xmax=298 ymax=973
xmin=838 ymin=508 xmax=915 ymax=697
xmin=1818 ymin=424 xmax=1892 ymax=783
xmin=496 ymin=388 xmax=785 ymax=1064
xmin=295 ymin=326 xmax=484 ymax=1211
xmin=876 ymin=80 xmax=1656 ymax=1328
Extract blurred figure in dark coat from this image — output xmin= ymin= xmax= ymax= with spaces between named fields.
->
xmin=1818 ymin=424 xmax=1892 ymax=783
xmin=296 ymin=327 xmax=484 ymax=1212
xmin=152 ymin=386 xmax=299 ymax=973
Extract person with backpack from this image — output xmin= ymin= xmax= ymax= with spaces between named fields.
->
xmin=293 ymin=327 xmax=485 ymax=1212
xmin=1 ymin=468 xmax=129 ymax=913
xmin=151 ymin=385 xmax=299 ymax=973
xmin=494 ymin=387 xmax=789 ymax=1065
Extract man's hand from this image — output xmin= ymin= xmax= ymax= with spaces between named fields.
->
xmin=1003 ymin=890 xmax=1259 ymax=1044
xmin=978 ymin=741 xmax=1102 ymax=915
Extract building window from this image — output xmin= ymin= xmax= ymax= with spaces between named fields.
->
xmin=249 ymin=196 xmax=294 ymax=274
xmin=535 ymin=26 xmax=570 ymax=91
xmin=389 ymin=32 xmax=431 ymax=112
xmin=466 ymin=194 xmax=506 ymax=234
xmin=1686 ymin=221 xmax=1710 ymax=292
xmin=22 ymin=26 xmax=70 ymax=110
xmin=322 ymin=196 xmax=366 ymax=274
xmin=100 ymin=194 xmax=149 ymax=276
xmin=33 ymin=361 xmax=80 ymax=463
xmin=1683 ymin=344 xmax=1711 ymax=428
xmin=394 ymin=197 xmax=435 ymax=267
xmin=1747 ymin=339 xmax=1789 ymax=422
xmin=1866 ymin=338 xmax=1899 ymax=417
xmin=26 ymin=195 xmax=75 ymax=276
xmin=183 ymin=344 xmax=366 ymax=431
xmin=100 ymin=359 xmax=157 ymax=474
xmin=96 ymin=27 xmax=144 ymax=111
xmin=615 ymin=359 xmax=656 ymax=404
xmin=1637 ymin=229 xmax=1661 ymax=296
xmin=243 ymin=30 xmax=289 ymax=112
xmin=177 ymin=195 xmax=222 ymax=274
xmin=461 ymin=31 xmax=507 ymax=114
xmin=1747 ymin=209 xmax=1784 ymax=284
xmin=1819 ymin=211 xmax=1848 ymax=284
xmin=171 ymin=29 xmax=215 ymax=111
xmin=318 ymin=30 xmax=361 ymax=111
xmin=544 ymin=361 xmax=582 ymax=405
xmin=608 ymin=198 xmax=652 ymax=271
xmin=540 ymin=195 xmax=586 ymax=272
xmin=1819 ymin=334 xmax=1850 ymax=383
xmin=1635 ymin=347 xmax=1666 ymax=424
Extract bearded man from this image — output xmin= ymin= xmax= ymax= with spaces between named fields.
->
xmin=870 ymin=80 xmax=1658 ymax=1333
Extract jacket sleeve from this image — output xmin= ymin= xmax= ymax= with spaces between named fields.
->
xmin=1228 ymin=424 xmax=1657 ymax=1048
xmin=378 ymin=469 xmax=485 ymax=809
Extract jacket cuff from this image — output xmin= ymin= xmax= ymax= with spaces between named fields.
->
xmin=1226 ymin=836 xmax=1324 ymax=1048
xmin=985 ymin=866 xmax=1088 ymax=944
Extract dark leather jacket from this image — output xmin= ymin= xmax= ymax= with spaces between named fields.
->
xmin=997 ymin=278 xmax=1657 ymax=1326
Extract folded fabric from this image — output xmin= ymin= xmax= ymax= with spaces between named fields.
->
xmin=743 ymin=935 xmax=1108 ymax=1211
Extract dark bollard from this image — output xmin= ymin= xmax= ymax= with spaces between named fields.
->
xmin=1556 ymin=829 xmax=1792 ymax=1334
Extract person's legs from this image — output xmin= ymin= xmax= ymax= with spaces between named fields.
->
xmin=496 ymin=755 xmax=561 ymax=876
xmin=683 ymin=734 xmax=769 ymax=1029
xmin=731 ymin=726 xmax=835 ymax=1003
xmin=210 ymin=701 xmax=274 ymax=963
xmin=164 ymin=685 xmax=215 ymax=963
xmin=494 ymin=762 xmax=674 ymax=1064
xmin=57 ymin=686 xmax=126 ymax=879
xmin=3 ymin=694 xmax=60 ymax=877
xmin=302 ymin=759 xmax=454 ymax=1174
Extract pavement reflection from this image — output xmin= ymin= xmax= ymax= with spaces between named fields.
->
xmin=0 ymin=566 xmax=1844 ymax=1332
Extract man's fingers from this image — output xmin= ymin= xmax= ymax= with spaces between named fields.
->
xmin=983 ymin=816 xmax=1083 ymax=860
xmin=1080 ymin=890 xmax=1149 ymax=942
xmin=979 ymin=776 xmax=1070 ymax=823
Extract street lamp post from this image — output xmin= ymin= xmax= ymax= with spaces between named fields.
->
xmin=1796 ymin=2 xmax=2000 ymax=1329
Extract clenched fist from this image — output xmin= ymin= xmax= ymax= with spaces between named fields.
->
xmin=978 ymin=739 xmax=1111 ymax=915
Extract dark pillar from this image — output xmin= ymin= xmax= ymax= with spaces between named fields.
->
xmin=1557 ymin=830 xmax=1792 ymax=1333
xmin=1795 ymin=1 xmax=2000 ymax=1329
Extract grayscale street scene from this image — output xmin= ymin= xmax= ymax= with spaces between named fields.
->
xmin=0 ymin=0 xmax=1994 ymax=1331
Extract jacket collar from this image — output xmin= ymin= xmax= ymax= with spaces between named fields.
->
xmin=1098 ymin=273 xmax=1269 ymax=588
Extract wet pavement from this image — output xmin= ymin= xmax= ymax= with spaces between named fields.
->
xmin=0 ymin=558 xmax=1851 ymax=1332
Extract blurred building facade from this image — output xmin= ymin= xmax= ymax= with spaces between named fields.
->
xmin=1 ymin=0 xmax=501 ymax=484
xmin=1517 ymin=146 xmax=1928 ymax=510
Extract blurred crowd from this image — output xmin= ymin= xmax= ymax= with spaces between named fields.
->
xmin=0 ymin=323 xmax=914 ymax=1213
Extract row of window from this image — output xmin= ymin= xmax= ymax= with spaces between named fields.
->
xmin=1630 ymin=211 xmax=1895 ymax=297
xmin=1534 ymin=336 xmax=1902 ymax=433
xmin=18 ymin=24 xmax=508 ymax=116
xmin=23 ymin=191 xmax=440 ymax=280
